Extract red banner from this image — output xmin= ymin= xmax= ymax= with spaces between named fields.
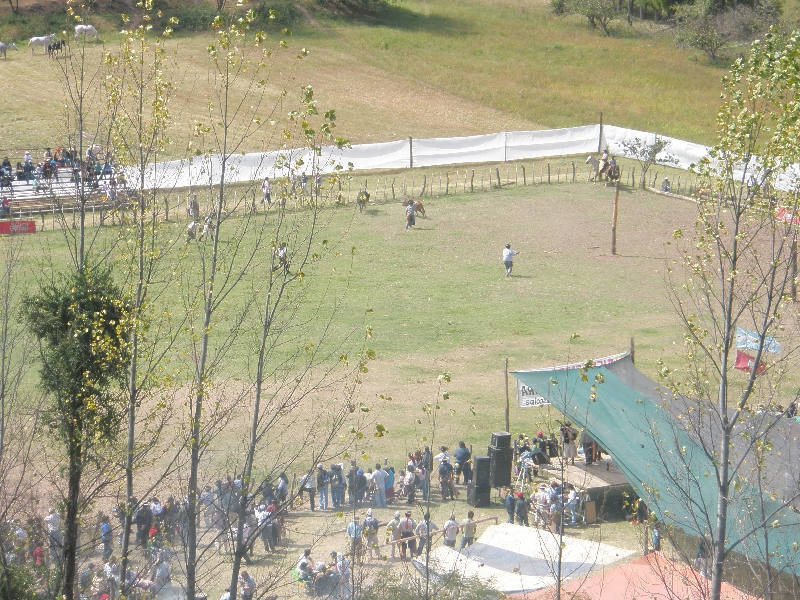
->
xmin=0 ymin=221 xmax=36 ymax=235
xmin=734 ymin=350 xmax=766 ymax=375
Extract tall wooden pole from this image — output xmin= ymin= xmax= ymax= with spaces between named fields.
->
xmin=504 ymin=358 xmax=510 ymax=433
xmin=611 ymin=180 xmax=620 ymax=255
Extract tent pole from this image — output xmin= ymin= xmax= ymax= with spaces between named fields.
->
xmin=504 ymin=358 xmax=510 ymax=432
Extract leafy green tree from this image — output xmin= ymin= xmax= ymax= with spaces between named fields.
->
xmin=620 ymin=135 xmax=677 ymax=189
xmin=552 ymin=0 xmax=617 ymax=35
xmin=674 ymin=0 xmax=778 ymax=62
xmin=664 ymin=29 xmax=800 ymax=600
xmin=22 ymin=266 xmax=132 ymax=600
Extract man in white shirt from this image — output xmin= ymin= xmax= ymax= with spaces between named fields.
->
xmin=370 ymin=464 xmax=388 ymax=508
xmin=503 ymin=244 xmax=519 ymax=277
xmin=44 ymin=508 xmax=62 ymax=561
xmin=443 ymin=514 xmax=458 ymax=547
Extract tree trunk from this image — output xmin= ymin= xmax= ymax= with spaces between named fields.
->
xmin=62 ymin=416 xmax=83 ymax=600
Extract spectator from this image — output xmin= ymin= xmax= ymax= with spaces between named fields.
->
xmin=363 ymin=509 xmax=380 ymax=559
xmin=415 ymin=512 xmax=438 ymax=557
xmin=316 ymin=464 xmax=329 ymax=510
xmin=398 ymin=511 xmax=416 ymax=559
xmin=239 ymin=570 xmax=256 ymax=600
xmin=459 ymin=511 xmax=477 ymax=550
xmin=370 ymin=463 xmax=387 ymax=508
xmin=299 ymin=469 xmax=316 ymax=511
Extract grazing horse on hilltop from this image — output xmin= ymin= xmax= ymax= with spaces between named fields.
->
xmin=413 ymin=200 xmax=426 ymax=218
xmin=74 ymin=24 xmax=99 ymax=41
xmin=29 ymin=34 xmax=56 ymax=54
xmin=0 ymin=42 xmax=18 ymax=58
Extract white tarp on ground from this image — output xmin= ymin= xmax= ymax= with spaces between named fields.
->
xmin=418 ymin=523 xmax=635 ymax=594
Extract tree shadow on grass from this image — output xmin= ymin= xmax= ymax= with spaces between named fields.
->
xmin=330 ymin=3 xmax=473 ymax=37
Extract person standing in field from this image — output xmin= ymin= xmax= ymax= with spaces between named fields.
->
xmin=503 ymin=244 xmax=519 ymax=277
xmin=261 ymin=177 xmax=271 ymax=206
xmin=405 ymin=200 xmax=415 ymax=229
xmin=459 ymin=510 xmax=477 ymax=550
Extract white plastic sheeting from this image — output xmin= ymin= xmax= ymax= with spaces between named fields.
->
xmin=411 ymin=133 xmax=506 ymax=167
xmin=129 ymin=123 xmax=733 ymax=191
xmin=507 ymin=125 xmax=600 ymax=161
xmin=601 ymin=125 xmax=710 ymax=171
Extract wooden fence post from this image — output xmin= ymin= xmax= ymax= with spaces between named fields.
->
xmin=611 ymin=181 xmax=620 ymax=255
xmin=420 ymin=174 xmax=426 ymax=197
xmin=572 ymin=161 xmax=575 ymax=182
xmin=515 ymin=165 xmax=518 ymax=186
xmin=495 ymin=168 xmax=501 ymax=189
xmin=470 ymin=170 xmax=475 ymax=192
xmin=446 ymin=172 xmax=450 ymax=195
xmin=547 ymin=162 xmax=551 ymax=184
xmin=392 ymin=178 xmax=396 ymax=201
xmin=522 ymin=165 xmax=526 ymax=186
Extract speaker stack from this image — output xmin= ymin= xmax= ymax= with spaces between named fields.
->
xmin=488 ymin=431 xmax=513 ymax=488
xmin=468 ymin=454 xmax=491 ymax=507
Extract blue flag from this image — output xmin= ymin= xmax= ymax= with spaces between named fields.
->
xmin=736 ymin=327 xmax=781 ymax=354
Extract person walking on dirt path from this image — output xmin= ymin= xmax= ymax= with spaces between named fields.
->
xmin=503 ymin=244 xmax=519 ymax=277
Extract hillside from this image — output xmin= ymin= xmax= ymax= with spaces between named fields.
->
xmin=0 ymin=0 xmax=739 ymax=154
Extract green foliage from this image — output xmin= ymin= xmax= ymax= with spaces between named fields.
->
xmin=0 ymin=9 xmax=68 ymax=43
xmin=620 ymin=135 xmax=678 ymax=188
xmin=22 ymin=266 xmax=132 ymax=449
xmin=361 ymin=567 xmax=498 ymax=600
xmin=0 ymin=564 xmax=37 ymax=600
xmin=553 ymin=0 xmax=617 ymax=35
xmin=316 ymin=0 xmax=392 ymax=14
xmin=674 ymin=0 xmax=779 ymax=62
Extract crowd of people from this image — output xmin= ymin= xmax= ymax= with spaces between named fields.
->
xmin=504 ymin=480 xmax=581 ymax=533
xmin=0 ymin=147 xmax=119 ymax=197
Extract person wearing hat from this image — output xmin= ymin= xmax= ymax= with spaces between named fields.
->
xmin=438 ymin=456 xmax=455 ymax=500
xmin=346 ymin=515 xmax=363 ymax=560
xmin=386 ymin=511 xmax=403 ymax=559
xmin=432 ymin=445 xmax=450 ymax=463
xmin=535 ymin=483 xmax=551 ymax=527
xmin=560 ymin=422 xmax=579 ymax=466
xmin=398 ymin=511 xmax=417 ymax=559
xmin=503 ymin=244 xmax=520 ymax=277
xmin=363 ymin=509 xmax=380 ymax=559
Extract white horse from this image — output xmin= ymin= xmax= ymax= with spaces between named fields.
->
xmin=29 ymin=34 xmax=56 ymax=54
xmin=0 ymin=42 xmax=18 ymax=58
xmin=74 ymin=24 xmax=98 ymax=41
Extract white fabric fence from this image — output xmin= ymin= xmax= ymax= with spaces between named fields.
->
xmin=133 ymin=123 xmax=749 ymax=191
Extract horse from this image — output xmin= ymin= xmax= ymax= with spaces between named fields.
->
xmin=0 ymin=42 xmax=18 ymax=59
xmin=29 ymin=34 xmax=56 ymax=55
xmin=585 ymin=155 xmax=613 ymax=183
xmin=606 ymin=163 xmax=620 ymax=184
xmin=356 ymin=190 xmax=370 ymax=213
xmin=413 ymin=200 xmax=426 ymax=218
xmin=74 ymin=24 xmax=98 ymax=41
xmin=47 ymin=40 xmax=66 ymax=57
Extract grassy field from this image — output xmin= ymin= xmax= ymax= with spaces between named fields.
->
xmin=10 ymin=177 xmax=698 ymax=460
xmin=0 ymin=0 xmax=734 ymax=156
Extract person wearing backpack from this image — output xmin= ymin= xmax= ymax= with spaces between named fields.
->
xmin=399 ymin=511 xmax=417 ymax=559
xmin=362 ymin=509 xmax=380 ymax=559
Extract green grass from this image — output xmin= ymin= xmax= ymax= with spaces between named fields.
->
xmin=10 ymin=178 xmax=698 ymax=457
xmin=0 ymin=0 xmax=739 ymax=155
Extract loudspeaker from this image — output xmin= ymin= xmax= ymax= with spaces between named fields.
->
xmin=473 ymin=455 xmax=490 ymax=486
xmin=488 ymin=446 xmax=513 ymax=488
xmin=491 ymin=431 xmax=511 ymax=448
xmin=467 ymin=483 xmax=491 ymax=507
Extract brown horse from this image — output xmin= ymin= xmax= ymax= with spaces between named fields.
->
xmin=356 ymin=190 xmax=370 ymax=213
xmin=413 ymin=200 xmax=426 ymax=218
